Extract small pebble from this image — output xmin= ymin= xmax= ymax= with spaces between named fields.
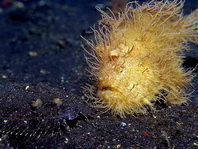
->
xmin=23 ymin=120 xmax=28 ymax=124
xmin=64 ymin=138 xmax=69 ymax=144
xmin=193 ymin=142 xmax=198 ymax=146
xmin=25 ymin=85 xmax=30 ymax=90
xmin=1 ymin=75 xmax=8 ymax=79
xmin=28 ymin=51 xmax=38 ymax=57
xmin=13 ymin=1 xmax=24 ymax=9
xmin=40 ymin=69 xmax=50 ymax=74
xmin=116 ymin=144 xmax=121 ymax=148
xmin=120 ymin=122 xmax=127 ymax=127
xmin=142 ymin=132 xmax=149 ymax=136
xmin=31 ymin=99 xmax=43 ymax=108
xmin=3 ymin=120 xmax=8 ymax=123
xmin=53 ymin=98 xmax=62 ymax=106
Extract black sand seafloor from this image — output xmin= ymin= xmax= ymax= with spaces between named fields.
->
xmin=0 ymin=0 xmax=197 ymax=149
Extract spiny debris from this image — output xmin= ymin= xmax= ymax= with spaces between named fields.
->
xmin=0 ymin=83 xmax=90 ymax=148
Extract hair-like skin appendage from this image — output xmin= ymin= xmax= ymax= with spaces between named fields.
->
xmin=83 ymin=0 xmax=198 ymax=118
